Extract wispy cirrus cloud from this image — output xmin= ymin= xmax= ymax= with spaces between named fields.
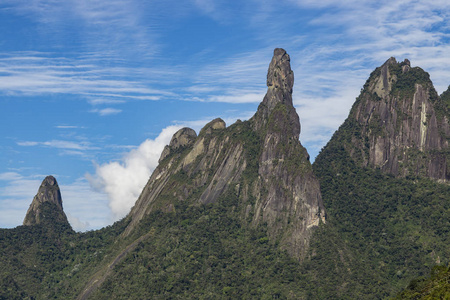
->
xmin=183 ymin=49 xmax=270 ymax=104
xmin=55 ymin=125 xmax=84 ymax=129
xmin=0 ymin=52 xmax=178 ymax=106
xmin=1 ymin=0 xmax=161 ymax=57
xmin=90 ymin=108 xmax=122 ymax=116
xmin=0 ymin=172 xmax=41 ymax=228
xmin=18 ymin=139 xmax=96 ymax=150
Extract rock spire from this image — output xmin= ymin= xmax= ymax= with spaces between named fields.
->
xmin=23 ymin=175 xmax=70 ymax=227
xmin=253 ymin=48 xmax=300 ymax=137
xmin=122 ymin=48 xmax=325 ymax=259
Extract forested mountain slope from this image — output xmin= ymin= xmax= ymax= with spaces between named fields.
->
xmin=308 ymin=58 xmax=450 ymax=298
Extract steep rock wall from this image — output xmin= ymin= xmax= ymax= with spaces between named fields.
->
xmin=349 ymin=58 xmax=449 ymax=181
xmin=123 ymin=49 xmax=325 ymax=259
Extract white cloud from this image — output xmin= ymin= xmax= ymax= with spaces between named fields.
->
xmin=16 ymin=141 xmax=39 ymax=147
xmin=17 ymin=139 xmax=97 ymax=151
xmin=0 ymin=172 xmax=23 ymax=181
xmin=206 ymin=91 xmax=265 ymax=104
xmin=86 ymin=125 xmax=182 ymax=221
xmin=59 ymin=177 xmax=110 ymax=231
xmin=66 ymin=213 xmax=90 ymax=232
xmin=0 ymin=52 xmax=177 ymax=103
xmin=90 ymin=108 xmax=123 ymax=116
xmin=55 ymin=125 xmax=81 ymax=129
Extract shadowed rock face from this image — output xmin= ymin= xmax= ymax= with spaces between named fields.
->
xmin=23 ymin=175 xmax=70 ymax=227
xmin=346 ymin=58 xmax=449 ymax=181
xmin=123 ymin=48 xmax=325 ymax=259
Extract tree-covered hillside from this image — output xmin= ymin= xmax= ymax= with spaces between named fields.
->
xmin=307 ymin=116 xmax=450 ymax=299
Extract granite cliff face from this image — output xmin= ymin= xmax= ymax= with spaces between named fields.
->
xmin=123 ymin=48 xmax=325 ymax=259
xmin=342 ymin=58 xmax=449 ymax=182
xmin=23 ymin=175 xmax=71 ymax=228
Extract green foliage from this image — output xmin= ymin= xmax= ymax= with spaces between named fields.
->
xmin=393 ymin=265 xmax=450 ymax=299
xmin=389 ymin=64 xmax=434 ymax=99
xmin=0 ymin=217 xmax=129 ymax=299
xmin=310 ymin=126 xmax=450 ymax=299
xmin=91 ymin=198 xmax=309 ymax=299
xmin=441 ymin=86 xmax=450 ymax=111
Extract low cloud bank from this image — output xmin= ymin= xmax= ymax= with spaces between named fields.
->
xmin=87 ymin=125 xmax=181 ymax=221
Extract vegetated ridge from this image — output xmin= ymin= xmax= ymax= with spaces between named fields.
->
xmin=310 ymin=57 xmax=450 ymax=298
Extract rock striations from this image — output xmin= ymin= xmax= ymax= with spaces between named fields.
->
xmin=334 ymin=58 xmax=449 ymax=182
xmin=123 ymin=48 xmax=325 ymax=259
xmin=23 ymin=175 xmax=71 ymax=229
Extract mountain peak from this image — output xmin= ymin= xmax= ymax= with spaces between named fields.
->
xmin=342 ymin=58 xmax=450 ymax=181
xmin=23 ymin=175 xmax=70 ymax=228
xmin=253 ymin=48 xmax=300 ymax=137
xmin=266 ymin=48 xmax=294 ymax=97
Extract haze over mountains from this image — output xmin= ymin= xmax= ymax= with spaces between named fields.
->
xmin=1 ymin=49 xmax=449 ymax=299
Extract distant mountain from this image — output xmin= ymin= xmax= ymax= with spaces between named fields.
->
xmin=335 ymin=57 xmax=449 ymax=181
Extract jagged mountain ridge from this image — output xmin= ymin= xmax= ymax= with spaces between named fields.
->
xmin=123 ymin=48 xmax=325 ymax=259
xmin=2 ymin=50 xmax=449 ymax=299
xmin=343 ymin=57 xmax=449 ymax=181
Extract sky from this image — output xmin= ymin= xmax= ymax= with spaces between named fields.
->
xmin=1 ymin=0 xmax=449 ymax=231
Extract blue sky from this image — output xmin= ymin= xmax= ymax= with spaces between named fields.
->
xmin=1 ymin=0 xmax=449 ymax=231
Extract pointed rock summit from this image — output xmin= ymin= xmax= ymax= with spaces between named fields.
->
xmin=326 ymin=57 xmax=449 ymax=182
xmin=23 ymin=175 xmax=71 ymax=228
xmin=253 ymin=48 xmax=300 ymax=137
xmin=123 ymin=48 xmax=325 ymax=259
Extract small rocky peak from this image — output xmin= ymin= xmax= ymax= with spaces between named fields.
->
xmin=402 ymin=59 xmax=411 ymax=73
xmin=253 ymin=48 xmax=299 ymax=137
xmin=159 ymin=127 xmax=197 ymax=163
xmin=169 ymin=127 xmax=197 ymax=149
xmin=368 ymin=57 xmax=398 ymax=99
xmin=199 ymin=118 xmax=226 ymax=135
xmin=385 ymin=57 xmax=397 ymax=66
xmin=23 ymin=176 xmax=67 ymax=226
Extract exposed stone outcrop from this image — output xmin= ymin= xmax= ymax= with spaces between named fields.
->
xmin=23 ymin=176 xmax=71 ymax=228
xmin=159 ymin=127 xmax=197 ymax=163
xmin=250 ymin=48 xmax=324 ymax=257
xmin=123 ymin=48 xmax=325 ymax=259
xmin=346 ymin=58 xmax=449 ymax=181
xmin=199 ymin=118 xmax=226 ymax=135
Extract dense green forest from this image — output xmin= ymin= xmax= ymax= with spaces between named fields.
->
xmin=308 ymin=135 xmax=449 ymax=298
xmin=0 ymin=196 xmax=315 ymax=299
xmin=1 ymin=158 xmax=448 ymax=299
xmin=394 ymin=264 xmax=450 ymax=299
xmin=1 ymin=123 xmax=448 ymax=298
